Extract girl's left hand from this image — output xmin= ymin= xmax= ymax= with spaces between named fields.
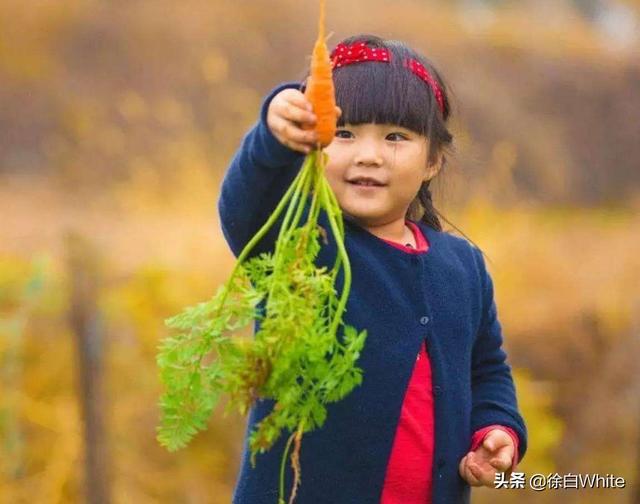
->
xmin=458 ymin=429 xmax=515 ymax=487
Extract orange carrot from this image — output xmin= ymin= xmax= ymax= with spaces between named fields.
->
xmin=303 ymin=0 xmax=336 ymax=148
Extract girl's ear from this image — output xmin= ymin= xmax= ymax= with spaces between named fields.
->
xmin=424 ymin=151 xmax=444 ymax=182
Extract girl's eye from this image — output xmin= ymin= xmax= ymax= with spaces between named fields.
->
xmin=335 ymin=130 xmax=407 ymax=141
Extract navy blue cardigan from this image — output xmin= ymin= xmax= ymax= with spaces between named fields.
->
xmin=218 ymin=82 xmax=528 ymax=504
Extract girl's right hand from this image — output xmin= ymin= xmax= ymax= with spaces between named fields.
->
xmin=267 ymin=88 xmax=341 ymax=154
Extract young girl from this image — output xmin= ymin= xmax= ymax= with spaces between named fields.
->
xmin=219 ymin=34 xmax=527 ymax=503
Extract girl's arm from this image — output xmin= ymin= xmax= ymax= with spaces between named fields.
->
xmin=217 ymin=81 xmax=306 ymax=258
xmin=470 ymin=247 xmax=528 ymax=465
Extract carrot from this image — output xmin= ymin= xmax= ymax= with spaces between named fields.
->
xmin=303 ymin=0 xmax=337 ymax=148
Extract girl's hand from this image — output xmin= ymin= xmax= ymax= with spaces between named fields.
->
xmin=267 ymin=88 xmax=341 ymax=154
xmin=458 ymin=429 xmax=516 ymax=487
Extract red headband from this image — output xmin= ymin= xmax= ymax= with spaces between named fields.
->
xmin=330 ymin=41 xmax=445 ymax=115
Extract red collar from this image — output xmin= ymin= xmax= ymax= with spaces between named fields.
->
xmin=379 ymin=220 xmax=429 ymax=254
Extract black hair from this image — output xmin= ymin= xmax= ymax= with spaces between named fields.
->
xmin=300 ymin=33 xmax=482 ymax=251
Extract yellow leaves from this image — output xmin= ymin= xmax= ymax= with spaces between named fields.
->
xmin=61 ymin=98 xmax=103 ymax=140
xmin=154 ymin=97 xmax=193 ymax=128
xmin=472 ymin=3 xmax=606 ymax=61
xmin=512 ymin=368 xmax=563 ymax=475
xmin=488 ymin=140 xmax=518 ymax=202
xmin=201 ymin=49 xmax=229 ymax=84
xmin=119 ymin=91 xmax=195 ymax=129
xmin=96 ymin=125 xmax=126 ymax=157
xmin=454 ymin=202 xmax=639 ymax=339
xmin=117 ymin=91 xmax=148 ymax=123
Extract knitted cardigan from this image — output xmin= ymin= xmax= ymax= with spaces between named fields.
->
xmin=219 ymin=81 xmax=528 ymax=503
xmin=378 ymin=226 xmax=520 ymax=504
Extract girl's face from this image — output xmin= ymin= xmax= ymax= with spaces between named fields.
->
xmin=323 ymin=123 xmax=439 ymax=227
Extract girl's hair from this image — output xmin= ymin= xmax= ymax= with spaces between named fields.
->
xmin=300 ymin=33 xmax=480 ymax=249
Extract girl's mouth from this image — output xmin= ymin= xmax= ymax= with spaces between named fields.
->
xmin=346 ymin=177 xmax=387 ymax=188
xmin=348 ymin=182 xmax=385 ymax=190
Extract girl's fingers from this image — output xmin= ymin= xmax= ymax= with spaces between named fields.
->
xmin=458 ymin=455 xmax=467 ymax=478
xmin=483 ymin=429 xmax=515 ymax=458
xmin=288 ymin=106 xmax=318 ymax=127
xmin=267 ymin=89 xmax=339 ymax=151
xmin=459 ymin=454 xmax=483 ymax=487
xmin=466 ymin=470 xmax=483 ymax=487
xmin=276 ymin=130 xmax=315 ymax=154
xmin=490 ymin=454 xmax=512 ymax=472
xmin=469 ymin=451 xmax=498 ymax=487
xmin=273 ymin=117 xmax=318 ymax=147
xmin=281 ymin=137 xmax=313 ymax=154
xmin=465 ymin=463 xmax=483 ymax=487
xmin=467 ymin=460 xmax=486 ymax=485
xmin=281 ymin=97 xmax=318 ymax=126
xmin=470 ymin=458 xmax=496 ymax=486
xmin=461 ymin=448 xmax=513 ymax=488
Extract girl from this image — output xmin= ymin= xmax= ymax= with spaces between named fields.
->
xmin=219 ymin=34 xmax=527 ymax=503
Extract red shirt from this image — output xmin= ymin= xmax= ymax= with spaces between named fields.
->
xmin=378 ymin=220 xmax=520 ymax=503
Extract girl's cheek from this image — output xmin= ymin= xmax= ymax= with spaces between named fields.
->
xmin=322 ymin=166 xmax=340 ymax=192
xmin=328 ymin=175 xmax=345 ymax=199
xmin=323 ymin=159 xmax=345 ymax=184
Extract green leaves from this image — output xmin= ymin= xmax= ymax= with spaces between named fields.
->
xmin=156 ymin=150 xmax=368 ymax=502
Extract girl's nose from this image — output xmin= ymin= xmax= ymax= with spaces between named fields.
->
xmin=354 ymin=139 xmax=384 ymax=166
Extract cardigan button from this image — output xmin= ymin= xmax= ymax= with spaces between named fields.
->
xmin=434 ymin=385 xmax=443 ymax=395
xmin=420 ymin=316 xmax=430 ymax=325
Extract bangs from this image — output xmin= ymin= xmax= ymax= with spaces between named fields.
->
xmin=333 ymin=45 xmax=439 ymax=138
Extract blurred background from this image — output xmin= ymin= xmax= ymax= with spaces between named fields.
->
xmin=0 ymin=0 xmax=639 ymax=502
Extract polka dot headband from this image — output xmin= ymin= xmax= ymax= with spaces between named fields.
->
xmin=330 ymin=41 xmax=446 ymax=115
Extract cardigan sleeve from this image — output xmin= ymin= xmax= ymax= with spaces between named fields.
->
xmin=217 ymin=81 xmax=307 ymax=258
xmin=469 ymin=246 xmax=528 ymax=465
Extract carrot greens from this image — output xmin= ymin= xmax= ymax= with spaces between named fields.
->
xmin=156 ymin=3 xmax=365 ymax=502
xmin=158 ymin=154 xmax=366 ymax=503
